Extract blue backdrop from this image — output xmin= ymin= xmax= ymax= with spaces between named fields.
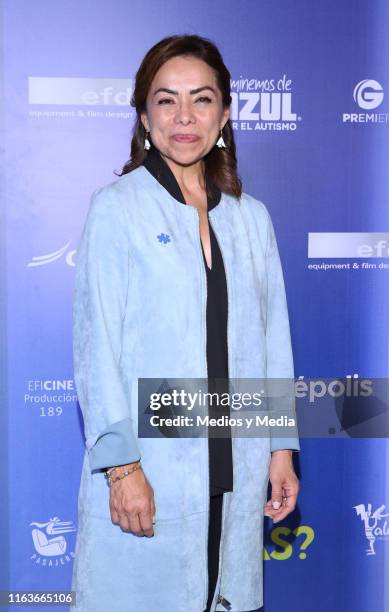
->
xmin=1 ymin=1 xmax=388 ymax=610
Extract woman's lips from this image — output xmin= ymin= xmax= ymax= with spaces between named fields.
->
xmin=172 ymin=134 xmax=199 ymax=143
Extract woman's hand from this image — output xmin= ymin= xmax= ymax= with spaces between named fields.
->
xmin=108 ymin=463 xmax=156 ymax=537
xmin=263 ymin=450 xmax=299 ymax=524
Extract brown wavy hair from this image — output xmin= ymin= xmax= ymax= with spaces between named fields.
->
xmin=116 ymin=34 xmax=242 ymax=199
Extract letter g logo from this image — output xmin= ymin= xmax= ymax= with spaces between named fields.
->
xmin=353 ymin=79 xmax=384 ymax=110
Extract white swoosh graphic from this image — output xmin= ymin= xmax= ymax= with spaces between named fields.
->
xmin=27 ymin=241 xmax=71 ymax=267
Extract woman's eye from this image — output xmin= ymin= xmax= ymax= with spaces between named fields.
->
xmin=196 ymin=96 xmax=212 ymax=103
xmin=157 ymin=98 xmax=174 ymax=105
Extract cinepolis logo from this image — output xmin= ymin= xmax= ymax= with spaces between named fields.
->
xmin=30 ymin=516 xmax=76 ymax=567
xmin=354 ymin=504 xmax=389 ymax=556
xmin=343 ymin=79 xmax=388 ymax=123
xmin=27 ymin=241 xmax=76 ymax=267
xmin=230 ymin=74 xmax=300 ymax=132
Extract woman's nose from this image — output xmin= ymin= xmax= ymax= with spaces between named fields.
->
xmin=174 ymin=100 xmax=195 ymax=124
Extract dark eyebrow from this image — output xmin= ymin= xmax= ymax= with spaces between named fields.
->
xmin=153 ymin=86 xmax=217 ymax=97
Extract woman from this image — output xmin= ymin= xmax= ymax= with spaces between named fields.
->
xmin=71 ymin=34 xmax=300 ymax=612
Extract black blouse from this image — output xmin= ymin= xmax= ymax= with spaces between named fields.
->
xmin=143 ymin=146 xmax=233 ymax=497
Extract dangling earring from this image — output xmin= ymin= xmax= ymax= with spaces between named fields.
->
xmin=216 ymin=128 xmax=226 ymax=148
xmin=144 ymin=131 xmax=151 ymax=150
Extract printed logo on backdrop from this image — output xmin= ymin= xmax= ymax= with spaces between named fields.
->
xmin=25 ymin=380 xmax=77 ymax=417
xmin=354 ymin=504 xmax=389 ymax=555
xmin=230 ymin=74 xmax=301 ymax=132
xmin=28 ymin=77 xmax=134 ymax=120
xmin=27 ymin=242 xmax=76 ymax=268
xmin=264 ymin=524 xmax=315 ymax=560
xmin=307 ymin=233 xmax=389 ymax=272
xmin=30 ymin=516 xmax=76 ymax=567
xmin=343 ymin=79 xmax=388 ymax=124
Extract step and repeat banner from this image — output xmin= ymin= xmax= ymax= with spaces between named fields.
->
xmin=1 ymin=1 xmax=388 ymax=610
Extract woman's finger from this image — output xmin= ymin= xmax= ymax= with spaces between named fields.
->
xmin=126 ymin=511 xmax=144 ymax=536
xmin=139 ymin=507 xmax=154 ymax=537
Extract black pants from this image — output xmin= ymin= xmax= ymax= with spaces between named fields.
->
xmin=204 ymin=494 xmax=264 ymax=612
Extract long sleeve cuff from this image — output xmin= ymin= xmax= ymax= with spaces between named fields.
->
xmin=88 ymin=417 xmax=141 ymax=471
xmin=270 ymin=437 xmax=300 ymax=453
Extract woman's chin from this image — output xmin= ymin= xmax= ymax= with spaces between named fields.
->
xmin=165 ymin=146 xmax=206 ymax=166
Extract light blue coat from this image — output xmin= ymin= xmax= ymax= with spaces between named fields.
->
xmin=71 ymin=165 xmax=300 ymax=612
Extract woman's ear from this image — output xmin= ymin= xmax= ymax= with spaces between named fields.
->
xmin=221 ymin=106 xmax=230 ymax=130
xmin=140 ymin=112 xmax=149 ymax=132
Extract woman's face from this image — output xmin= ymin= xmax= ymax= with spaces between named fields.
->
xmin=141 ymin=55 xmax=230 ymax=166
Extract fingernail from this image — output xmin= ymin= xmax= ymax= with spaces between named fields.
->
xmin=272 ymin=501 xmax=281 ymax=510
